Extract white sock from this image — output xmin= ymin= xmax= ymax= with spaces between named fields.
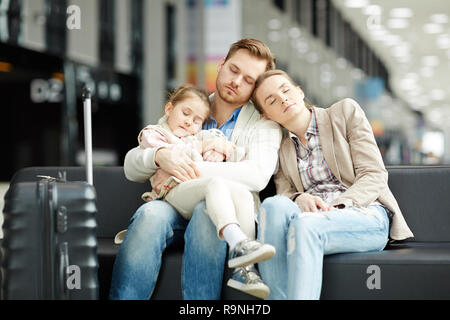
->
xmin=222 ymin=224 xmax=248 ymax=251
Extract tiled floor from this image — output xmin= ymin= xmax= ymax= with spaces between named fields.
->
xmin=0 ymin=182 xmax=10 ymax=239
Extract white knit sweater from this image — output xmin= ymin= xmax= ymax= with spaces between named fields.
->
xmin=123 ymin=101 xmax=282 ymax=209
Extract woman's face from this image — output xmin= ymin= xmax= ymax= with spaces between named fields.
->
xmin=254 ymin=74 xmax=306 ymax=125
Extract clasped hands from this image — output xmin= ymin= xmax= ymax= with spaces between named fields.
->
xmin=152 ymin=138 xmax=234 ymax=193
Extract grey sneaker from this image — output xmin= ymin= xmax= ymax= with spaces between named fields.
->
xmin=228 ymin=239 xmax=275 ymax=269
xmin=227 ymin=265 xmax=270 ymax=299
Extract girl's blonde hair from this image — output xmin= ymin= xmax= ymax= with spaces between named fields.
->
xmin=167 ymin=84 xmax=211 ymax=111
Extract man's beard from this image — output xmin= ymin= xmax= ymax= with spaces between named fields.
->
xmin=216 ymin=81 xmax=249 ymax=106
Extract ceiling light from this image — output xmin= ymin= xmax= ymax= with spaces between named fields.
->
xmin=295 ymin=40 xmax=309 ymax=54
xmin=267 ymin=19 xmax=281 ymax=30
xmin=405 ymin=73 xmax=419 ymax=80
xmin=422 ymin=55 xmax=440 ymax=67
xmin=383 ymin=34 xmax=402 ymax=46
xmin=288 ymin=27 xmax=301 ymax=39
xmin=336 ymin=58 xmax=348 ymax=69
xmin=423 ymin=23 xmax=444 ymax=34
xmin=437 ymin=34 xmax=450 ymax=49
xmin=351 ymin=68 xmax=364 ymax=80
xmin=399 ymin=78 xmax=417 ymax=90
xmin=430 ymin=14 xmax=449 ymax=24
xmin=391 ymin=45 xmax=410 ymax=57
xmin=390 ymin=8 xmax=414 ymax=19
xmin=411 ymin=96 xmax=431 ymax=109
xmin=363 ymin=5 xmax=382 ymax=16
xmin=420 ymin=67 xmax=434 ymax=78
xmin=369 ymin=27 xmax=387 ymax=37
xmin=430 ymin=89 xmax=446 ymax=101
xmin=396 ymin=55 xmax=412 ymax=64
xmin=387 ymin=19 xmax=409 ymax=29
xmin=405 ymin=88 xmax=422 ymax=97
xmin=344 ymin=0 xmax=369 ymax=8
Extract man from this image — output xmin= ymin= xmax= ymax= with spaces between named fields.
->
xmin=109 ymin=39 xmax=282 ymax=300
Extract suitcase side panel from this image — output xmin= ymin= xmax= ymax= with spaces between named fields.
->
xmin=1 ymin=180 xmax=99 ymax=300
xmin=51 ymin=181 xmax=99 ymax=300
xmin=1 ymin=182 xmax=44 ymax=299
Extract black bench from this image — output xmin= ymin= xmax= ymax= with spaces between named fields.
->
xmin=3 ymin=166 xmax=450 ymax=299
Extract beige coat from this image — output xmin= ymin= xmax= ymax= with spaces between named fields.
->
xmin=275 ymin=98 xmax=414 ymax=241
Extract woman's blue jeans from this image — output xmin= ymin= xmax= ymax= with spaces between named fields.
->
xmin=257 ymin=195 xmax=390 ymax=300
xmin=109 ymin=200 xmax=227 ymax=300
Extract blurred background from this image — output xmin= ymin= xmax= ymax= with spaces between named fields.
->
xmin=0 ymin=0 xmax=449 ymax=202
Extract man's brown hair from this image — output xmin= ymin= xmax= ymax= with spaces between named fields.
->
xmin=225 ymin=38 xmax=276 ymax=72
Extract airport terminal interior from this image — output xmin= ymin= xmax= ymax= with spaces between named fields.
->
xmin=0 ymin=0 xmax=449 ymax=238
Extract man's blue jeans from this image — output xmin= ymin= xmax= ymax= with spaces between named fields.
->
xmin=257 ymin=195 xmax=390 ymax=300
xmin=109 ymin=200 xmax=227 ymax=300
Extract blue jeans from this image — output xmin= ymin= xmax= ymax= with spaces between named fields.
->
xmin=257 ymin=195 xmax=389 ymax=300
xmin=109 ymin=200 xmax=227 ymax=300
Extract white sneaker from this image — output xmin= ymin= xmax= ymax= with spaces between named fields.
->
xmin=227 ymin=265 xmax=270 ymax=299
xmin=228 ymin=239 xmax=275 ymax=269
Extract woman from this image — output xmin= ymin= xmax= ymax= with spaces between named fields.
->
xmin=251 ymin=69 xmax=414 ymax=300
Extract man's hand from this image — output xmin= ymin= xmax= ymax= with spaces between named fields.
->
xmin=202 ymin=138 xmax=234 ymax=161
xmin=154 ymin=147 xmax=200 ymax=182
xmin=151 ymin=169 xmax=172 ymax=194
xmin=295 ymin=193 xmax=331 ymax=212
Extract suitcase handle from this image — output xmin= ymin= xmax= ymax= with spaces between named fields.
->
xmin=82 ymin=87 xmax=93 ymax=186
xmin=58 ymin=242 xmax=70 ymax=299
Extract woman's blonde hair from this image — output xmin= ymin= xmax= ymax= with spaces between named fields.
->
xmin=251 ymin=69 xmax=313 ymax=113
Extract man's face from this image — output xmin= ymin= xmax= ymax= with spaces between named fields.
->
xmin=216 ymin=49 xmax=268 ymax=107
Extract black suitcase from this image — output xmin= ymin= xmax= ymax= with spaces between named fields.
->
xmin=0 ymin=88 xmax=99 ymax=300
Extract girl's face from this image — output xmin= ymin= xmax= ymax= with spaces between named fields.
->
xmin=165 ymin=95 xmax=210 ymax=137
xmin=254 ymin=74 xmax=306 ymax=126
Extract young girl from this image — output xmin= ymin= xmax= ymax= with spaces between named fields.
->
xmin=251 ymin=70 xmax=413 ymax=299
xmin=115 ymin=84 xmax=275 ymax=298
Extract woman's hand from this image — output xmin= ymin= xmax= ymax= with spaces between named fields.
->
xmin=295 ymin=193 xmax=331 ymax=212
xmin=154 ymin=147 xmax=200 ymax=182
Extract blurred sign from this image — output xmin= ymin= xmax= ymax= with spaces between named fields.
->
xmin=186 ymin=0 xmax=241 ymax=92
xmin=356 ymin=77 xmax=385 ymax=100
xmin=204 ymin=0 xmax=241 ymax=92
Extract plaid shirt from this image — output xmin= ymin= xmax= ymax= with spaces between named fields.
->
xmin=290 ymin=109 xmax=347 ymax=204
